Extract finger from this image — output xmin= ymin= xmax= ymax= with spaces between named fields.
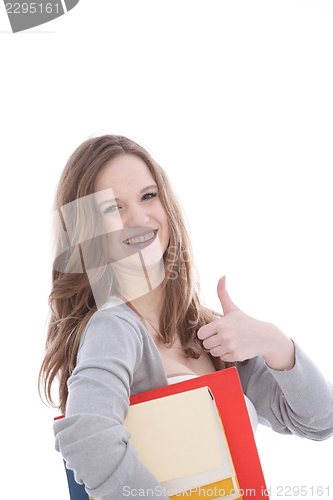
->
xmin=217 ymin=275 xmax=239 ymax=315
xmin=209 ymin=345 xmax=229 ymax=357
xmin=220 ymin=352 xmax=238 ymax=362
xmin=202 ymin=333 xmax=221 ymax=350
xmin=197 ymin=321 xmax=220 ymax=340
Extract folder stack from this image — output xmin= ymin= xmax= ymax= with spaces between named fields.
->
xmin=57 ymin=367 xmax=269 ymax=500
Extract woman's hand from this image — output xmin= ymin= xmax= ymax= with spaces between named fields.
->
xmin=197 ymin=276 xmax=295 ymax=371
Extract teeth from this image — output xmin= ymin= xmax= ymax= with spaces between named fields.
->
xmin=124 ymin=231 xmax=156 ymax=245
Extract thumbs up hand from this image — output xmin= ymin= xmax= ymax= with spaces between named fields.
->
xmin=197 ymin=276 xmax=295 ymax=370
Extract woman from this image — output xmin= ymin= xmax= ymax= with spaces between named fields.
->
xmin=39 ymin=135 xmax=333 ymax=500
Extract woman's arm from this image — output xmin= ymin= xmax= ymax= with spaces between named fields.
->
xmin=53 ymin=308 xmax=170 ymax=500
xmin=236 ymin=341 xmax=333 ymax=440
xmin=197 ymin=276 xmax=333 ymax=439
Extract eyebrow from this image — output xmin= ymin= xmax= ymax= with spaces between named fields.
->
xmin=97 ymin=184 xmax=158 ymax=208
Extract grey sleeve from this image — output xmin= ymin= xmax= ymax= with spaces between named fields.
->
xmin=53 ymin=311 xmax=170 ymax=500
xmin=236 ymin=341 xmax=333 ymax=440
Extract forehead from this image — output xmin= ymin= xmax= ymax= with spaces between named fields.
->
xmin=94 ymin=154 xmax=155 ymax=194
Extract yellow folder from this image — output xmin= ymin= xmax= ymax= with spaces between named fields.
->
xmin=123 ymin=386 xmax=242 ymax=500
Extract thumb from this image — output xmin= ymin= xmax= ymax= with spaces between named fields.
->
xmin=217 ymin=276 xmax=239 ymax=315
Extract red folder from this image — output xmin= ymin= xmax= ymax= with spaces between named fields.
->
xmin=130 ymin=367 xmax=269 ymax=500
xmin=56 ymin=367 xmax=269 ymax=499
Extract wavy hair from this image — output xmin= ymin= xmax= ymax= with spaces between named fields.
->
xmin=38 ymin=135 xmax=231 ymax=414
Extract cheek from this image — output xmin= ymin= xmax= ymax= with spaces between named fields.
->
xmin=155 ymin=203 xmax=169 ymax=232
xmin=156 ymin=213 xmax=170 ymax=249
xmin=162 ymin=212 xmax=170 ymax=241
xmin=103 ymin=214 xmax=124 ymax=234
xmin=106 ymin=231 xmax=119 ymax=254
xmin=106 ymin=232 xmax=129 ymax=262
xmin=161 ymin=213 xmax=170 ymax=243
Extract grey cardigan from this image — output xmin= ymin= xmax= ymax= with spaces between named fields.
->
xmin=53 ymin=303 xmax=333 ymax=500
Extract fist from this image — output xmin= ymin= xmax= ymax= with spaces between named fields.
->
xmin=197 ymin=276 xmax=274 ymax=362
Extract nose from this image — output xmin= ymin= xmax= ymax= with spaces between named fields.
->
xmin=124 ymin=203 xmax=150 ymax=228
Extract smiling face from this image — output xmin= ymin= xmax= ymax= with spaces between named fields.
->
xmin=94 ymin=154 xmax=170 ymax=268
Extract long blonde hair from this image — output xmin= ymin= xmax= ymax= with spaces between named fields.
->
xmin=39 ymin=135 xmax=230 ymax=414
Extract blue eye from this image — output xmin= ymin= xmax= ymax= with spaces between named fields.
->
xmin=142 ymin=192 xmax=157 ymax=201
xmin=102 ymin=192 xmax=157 ymax=214
xmin=103 ymin=204 xmax=119 ymax=214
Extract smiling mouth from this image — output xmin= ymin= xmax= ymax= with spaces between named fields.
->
xmin=123 ymin=230 xmax=157 ymax=245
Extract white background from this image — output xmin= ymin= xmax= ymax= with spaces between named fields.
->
xmin=0 ymin=1 xmax=332 ymax=499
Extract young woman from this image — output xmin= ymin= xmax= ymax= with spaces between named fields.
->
xmin=39 ymin=135 xmax=333 ymax=500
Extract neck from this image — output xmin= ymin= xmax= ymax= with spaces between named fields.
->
xmin=129 ymin=285 xmax=165 ymax=325
xmin=110 ymin=252 xmax=165 ymax=323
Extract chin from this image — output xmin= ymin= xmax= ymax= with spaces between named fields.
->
xmin=142 ymin=254 xmax=165 ymax=269
xmin=141 ymin=237 xmax=166 ymax=266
